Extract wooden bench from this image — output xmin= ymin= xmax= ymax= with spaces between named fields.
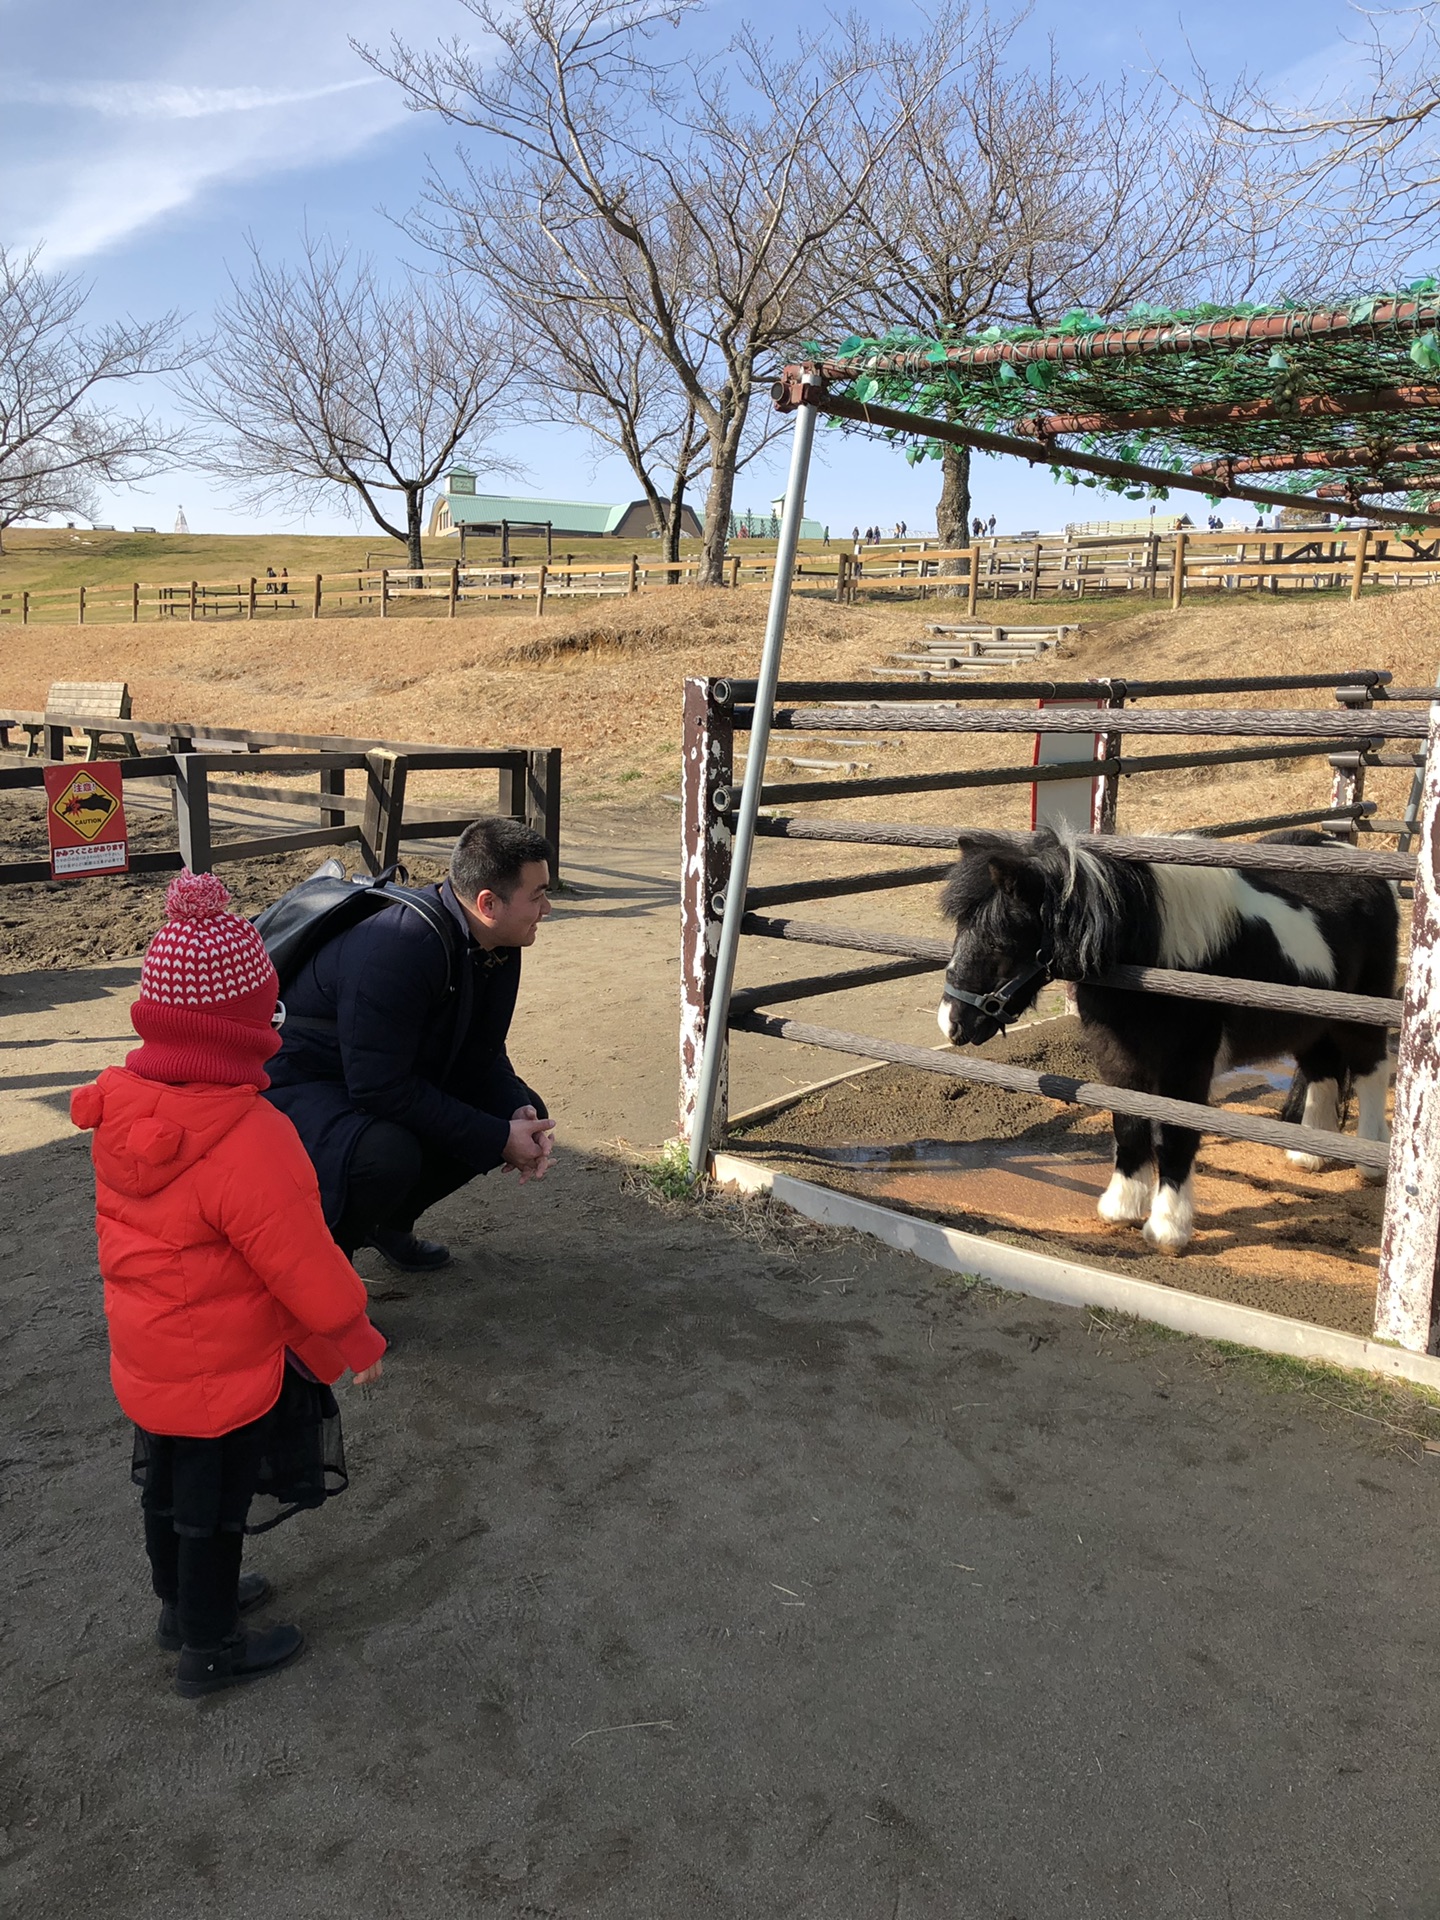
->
xmin=22 ymin=682 xmax=140 ymax=760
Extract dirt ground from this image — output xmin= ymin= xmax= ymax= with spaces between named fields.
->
xmin=5 ymin=801 xmax=1440 ymax=1917
xmin=734 ymin=1017 xmax=1388 ymax=1336
xmin=0 ymin=792 xmax=455 ymax=973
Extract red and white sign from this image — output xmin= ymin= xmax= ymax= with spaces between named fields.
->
xmin=44 ymin=762 xmax=129 ymax=878
xmin=1031 ymin=698 xmax=1106 ymax=836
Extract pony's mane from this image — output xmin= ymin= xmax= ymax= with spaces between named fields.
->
xmin=942 ymin=827 xmax=1134 ymax=977
xmin=1046 ymin=827 xmax=1130 ymax=976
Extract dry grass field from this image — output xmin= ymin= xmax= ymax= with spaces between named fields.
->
xmin=0 ymin=523 xmax=727 ymax=602
xmin=0 ymin=573 xmax=1434 ymax=822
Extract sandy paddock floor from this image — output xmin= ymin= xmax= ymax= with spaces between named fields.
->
xmin=732 ymin=1016 xmax=1389 ymax=1336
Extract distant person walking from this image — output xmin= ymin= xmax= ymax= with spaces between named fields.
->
xmin=265 ymin=567 xmax=277 ymax=596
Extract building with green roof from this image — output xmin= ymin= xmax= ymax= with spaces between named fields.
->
xmin=428 ymin=467 xmax=703 ymax=540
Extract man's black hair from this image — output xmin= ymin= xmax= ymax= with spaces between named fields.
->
xmin=450 ymin=816 xmax=552 ymax=903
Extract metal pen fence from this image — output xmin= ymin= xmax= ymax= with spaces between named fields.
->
xmin=679 ymin=668 xmax=1440 ymax=1353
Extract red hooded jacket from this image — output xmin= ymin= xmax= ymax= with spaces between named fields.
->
xmin=72 ymin=1066 xmax=386 ymax=1437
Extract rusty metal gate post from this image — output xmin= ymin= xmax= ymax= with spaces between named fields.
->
xmin=1328 ymin=681 xmax=1375 ymax=842
xmin=1375 ymin=700 xmax=1440 ymax=1350
xmin=679 ymin=677 xmax=734 ymax=1143
xmin=1092 ymin=683 xmax=1127 ymax=833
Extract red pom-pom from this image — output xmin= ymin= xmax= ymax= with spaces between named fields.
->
xmin=164 ymin=869 xmax=233 ymax=922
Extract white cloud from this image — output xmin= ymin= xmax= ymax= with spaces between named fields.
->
xmin=0 ymin=0 xmax=445 ymax=261
xmin=8 ymin=76 xmax=384 ymax=120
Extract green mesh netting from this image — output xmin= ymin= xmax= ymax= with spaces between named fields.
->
xmin=809 ymin=280 xmax=1440 ymax=510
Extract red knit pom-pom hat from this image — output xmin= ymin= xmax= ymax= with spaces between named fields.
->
xmin=127 ymin=870 xmax=282 ymax=1089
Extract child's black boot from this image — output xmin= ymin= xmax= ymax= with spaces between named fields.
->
xmin=175 ymin=1623 xmax=305 ymax=1698
xmin=157 ymin=1571 xmax=271 ymax=1652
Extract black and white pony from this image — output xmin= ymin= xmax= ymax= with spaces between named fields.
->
xmin=936 ymin=828 xmax=1398 ymax=1254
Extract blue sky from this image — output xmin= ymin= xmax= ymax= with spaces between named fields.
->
xmin=0 ymin=0 xmax=1393 ymax=539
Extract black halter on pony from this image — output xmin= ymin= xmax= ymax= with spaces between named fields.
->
xmin=941 ymin=897 xmax=1056 ymax=1043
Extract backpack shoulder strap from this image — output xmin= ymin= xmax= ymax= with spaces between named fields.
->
xmin=383 ymin=887 xmax=464 ymax=997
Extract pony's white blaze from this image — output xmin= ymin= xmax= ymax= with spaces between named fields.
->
xmin=1143 ymin=1175 xmax=1195 ymax=1254
xmin=1287 ymin=1077 xmax=1340 ymax=1170
xmin=1151 ymin=865 xmax=1335 ymax=981
xmin=936 ymin=999 xmax=955 ymax=1042
xmin=1098 ymin=1167 xmax=1154 ymax=1224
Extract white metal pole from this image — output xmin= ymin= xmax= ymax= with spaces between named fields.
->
xmin=688 ymin=401 xmax=819 ymax=1176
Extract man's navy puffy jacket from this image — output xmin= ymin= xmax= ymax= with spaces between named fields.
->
xmin=264 ymin=881 xmax=543 ymax=1223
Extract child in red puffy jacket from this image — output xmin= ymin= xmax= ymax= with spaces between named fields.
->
xmin=72 ymin=869 xmax=387 ymax=1698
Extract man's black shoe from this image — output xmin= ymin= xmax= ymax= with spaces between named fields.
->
xmin=366 ymin=1230 xmax=452 ymax=1272
xmin=156 ymin=1571 xmax=271 ymax=1652
xmin=175 ymin=1623 xmax=305 ymax=1698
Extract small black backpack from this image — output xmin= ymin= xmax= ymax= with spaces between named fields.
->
xmin=253 ymin=859 xmax=461 ymax=996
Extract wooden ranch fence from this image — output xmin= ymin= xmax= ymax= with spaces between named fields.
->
xmin=679 ymin=668 xmax=1440 ymax=1354
xmin=0 ymin=715 xmax=562 ymax=883
xmin=13 ymin=526 xmax=1439 ymax=626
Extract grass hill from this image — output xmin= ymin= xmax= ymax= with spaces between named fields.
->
xmin=0 ymin=525 xmax=749 ymax=601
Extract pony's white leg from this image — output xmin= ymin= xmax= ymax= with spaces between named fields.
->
xmin=1098 ymin=1166 xmax=1155 ymax=1224
xmin=1099 ymin=1114 xmax=1156 ymax=1228
xmin=1354 ymin=1061 xmax=1392 ymax=1185
xmin=1287 ymin=1078 xmax=1340 ymax=1172
xmin=1143 ymin=1175 xmax=1196 ymax=1255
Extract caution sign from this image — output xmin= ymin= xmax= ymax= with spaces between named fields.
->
xmin=44 ymin=763 xmax=129 ymax=878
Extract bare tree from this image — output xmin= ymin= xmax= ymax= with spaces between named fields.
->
xmin=182 ymin=236 xmax=517 ymax=570
xmin=847 ymin=9 xmax=1299 ymax=544
xmin=475 ymin=212 xmax=708 ymax=561
xmin=0 ymin=246 xmax=190 ymax=552
xmin=1189 ymin=5 xmax=1440 ymax=271
xmin=459 ymin=203 xmax=792 ymax=562
xmin=364 ymin=0 xmax=951 ymax=585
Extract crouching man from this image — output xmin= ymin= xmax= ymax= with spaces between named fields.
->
xmin=265 ymin=817 xmax=555 ymax=1269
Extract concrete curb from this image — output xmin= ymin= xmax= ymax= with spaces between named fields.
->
xmin=713 ymin=1151 xmax=1440 ymax=1392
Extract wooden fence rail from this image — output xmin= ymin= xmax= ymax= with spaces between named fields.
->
xmin=6 ymin=526 xmax=1440 ymax=623
xmin=0 ymin=725 xmax=563 ymax=883
xmin=732 ymin=1012 xmax=1392 ymax=1172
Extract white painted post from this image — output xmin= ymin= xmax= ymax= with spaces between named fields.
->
xmin=1375 ymin=700 xmax=1440 ymax=1350
xmin=687 ymin=399 xmax=818 ymax=1175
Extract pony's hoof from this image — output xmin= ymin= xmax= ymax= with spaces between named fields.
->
xmin=1287 ymin=1150 xmax=1329 ymax=1173
xmin=1142 ymin=1181 xmax=1194 ymax=1255
xmin=1358 ymin=1165 xmax=1388 ymax=1187
xmin=1142 ymin=1219 xmax=1192 ymax=1256
xmin=1098 ymin=1170 xmax=1154 ymax=1226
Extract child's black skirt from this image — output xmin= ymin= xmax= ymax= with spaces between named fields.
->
xmin=131 ymin=1360 xmax=347 ymax=1537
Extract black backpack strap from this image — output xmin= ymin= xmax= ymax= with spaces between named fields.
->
xmin=366 ymin=886 xmax=473 ymax=1079
xmin=279 ymin=887 xmax=465 ymax=1046
xmin=384 ymin=889 xmax=462 ymax=997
